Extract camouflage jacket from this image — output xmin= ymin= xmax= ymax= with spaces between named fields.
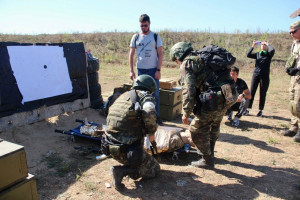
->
xmin=106 ymin=90 xmax=157 ymax=145
xmin=180 ymin=55 xmax=235 ymax=117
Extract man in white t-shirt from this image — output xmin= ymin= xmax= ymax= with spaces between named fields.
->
xmin=129 ymin=14 xmax=164 ymax=125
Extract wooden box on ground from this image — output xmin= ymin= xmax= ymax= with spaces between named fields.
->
xmin=0 ymin=174 xmax=38 ymax=200
xmin=0 ymin=140 xmax=28 ymax=191
xmin=159 ymin=87 xmax=183 ymax=106
xmin=159 ymin=79 xmax=177 ymax=90
xmin=159 ymin=102 xmax=182 ymax=120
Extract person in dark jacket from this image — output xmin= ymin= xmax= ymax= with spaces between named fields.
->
xmin=245 ymin=41 xmax=275 ymax=117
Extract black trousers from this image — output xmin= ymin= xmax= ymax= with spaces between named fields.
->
xmin=226 ymin=98 xmax=250 ymax=118
xmin=249 ymin=73 xmax=270 ymax=110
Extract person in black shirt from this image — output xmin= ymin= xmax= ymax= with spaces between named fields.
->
xmin=246 ymin=41 xmax=275 ymax=117
xmin=226 ymin=66 xmax=252 ymax=127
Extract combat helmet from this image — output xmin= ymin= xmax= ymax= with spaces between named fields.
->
xmin=170 ymin=42 xmax=193 ymax=62
xmin=132 ymin=75 xmax=157 ymax=93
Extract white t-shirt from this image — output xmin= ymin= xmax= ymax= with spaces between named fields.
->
xmin=130 ymin=31 xmax=163 ymax=69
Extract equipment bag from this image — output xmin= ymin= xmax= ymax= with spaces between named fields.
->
xmin=195 ymin=45 xmax=236 ymax=71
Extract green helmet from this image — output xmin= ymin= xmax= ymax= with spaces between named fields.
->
xmin=170 ymin=42 xmax=193 ymax=62
xmin=133 ymin=75 xmax=157 ymax=93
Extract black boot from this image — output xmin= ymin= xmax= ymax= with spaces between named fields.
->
xmin=280 ymin=129 xmax=297 ymax=137
xmin=191 ymin=155 xmax=215 ymax=169
xmin=110 ymin=166 xmax=136 ymax=190
xmin=210 ymin=141 xmax=216 ymax=158
xmin=294 ymin=131 xmax=300 ymax=143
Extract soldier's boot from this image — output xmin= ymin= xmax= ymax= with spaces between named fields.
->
xmin=191 ymin=155 xmax=215 ymax=169
xmin=210 ymin=141 xmax=216 ymax=158
xmin=110 ymin=166 xmax=136 ymax=191
xmin=280 ymin=129 xmax=297 ymax=137
xmin=293 ymin=131 xmax=300 ymax=143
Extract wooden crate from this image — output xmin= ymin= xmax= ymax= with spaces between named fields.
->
xmin=159 ymin=87 xmax=183 ymax=106
xmin=159 ymin=102 xmax=182 ymax=120
xmin=0 ymin=174 xmax=38 ymax=200
xmin=0 ymin=140 xmax=28 ymax=191
xmin=159 ymin=79 xmax=177 ymax=90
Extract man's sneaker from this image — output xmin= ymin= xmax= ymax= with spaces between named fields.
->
xmin=243 ymin=109 xmax=250 ymax=116
xmin=294 ymin=132 xmax=300 ymax=143
xmin=227 ymin=112 xmax=233 ymax=121
xmin=231 ymin=117 xmax=240 ymax=127
xmin=257 ymin=110 xmax=263 ymax=117
xmin=280 ymin=129 xmax=297 ymax=137
xmin=157 ymin=118 xmax=164 ymax=126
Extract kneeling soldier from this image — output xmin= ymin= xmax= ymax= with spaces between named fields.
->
xmin=101 ymin=75 xmax=160 ymax=190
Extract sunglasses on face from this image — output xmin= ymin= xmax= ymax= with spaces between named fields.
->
xmin=290 ymin=28 xmax=299 ymax=34
xmin=140 ymin=24 xmax=149 ymax=28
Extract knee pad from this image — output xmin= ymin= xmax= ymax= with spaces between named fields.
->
xmin=127 ymin=145 xmax=143 ymax=168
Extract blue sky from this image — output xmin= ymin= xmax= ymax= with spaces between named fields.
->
xmin=0 ymin=0 xmax=298 ymax=34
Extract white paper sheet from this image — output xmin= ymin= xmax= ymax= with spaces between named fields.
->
xmin=7 ymin=46 xmax=73 ymax=104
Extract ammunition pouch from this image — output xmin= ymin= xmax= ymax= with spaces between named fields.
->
xmin=286 ymin=54 xmax=297 ymax=69
xmin=101 ymin=134 xmax=124 ymax=156
xmin=199 ymin=89 xmax=218 ymax=111
xmin=286 ymin=46 xmax=300 ymax=69
xmin=221 ymin=83 xmax=238 ymax=109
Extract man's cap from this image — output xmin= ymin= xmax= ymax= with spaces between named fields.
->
xmin=290 ymin=21 xmax=300 ymax=29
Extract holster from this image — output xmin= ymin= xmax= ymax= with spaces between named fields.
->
xmin=193 ymin=89 xmax=202 ymax=115
xmin=199 ymin=89 xmax=218 ymax=111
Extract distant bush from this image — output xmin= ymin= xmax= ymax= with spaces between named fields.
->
xmin=0 ymin=31 xmax=292 ymax=68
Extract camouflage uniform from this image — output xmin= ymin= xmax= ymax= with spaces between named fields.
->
xmin=105 ymin=90 xmax=160 ymax=179
xmin=288 ymin=41 xmax=300 ymax=132
xmin=180 ymin=55 xmax=236 ymax=156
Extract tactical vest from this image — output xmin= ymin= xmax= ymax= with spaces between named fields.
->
xmin=106 ymin=91 xmax=151 ymax=145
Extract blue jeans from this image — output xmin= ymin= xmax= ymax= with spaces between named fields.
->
xmin=137 ymin=68 xmax=160 ymax=117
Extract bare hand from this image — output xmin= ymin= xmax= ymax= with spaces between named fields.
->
xmin=252 ymin=40 xmax=257 ymax=47
xmin=236 ymin=94 xmax=243 ymax=102
xmin=182 ymin=115 xmax=190 ymax=125
xmin=149 ymin=135 xmax=155 ymax=142
xmin=155 ymin=71 xmax=161 ymax=80
xmin=130 ymin=71 xmax=136 ymax=81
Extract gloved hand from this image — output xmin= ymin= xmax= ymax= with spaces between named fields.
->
xmin=286 ymin=68 xmax=299 ymax=76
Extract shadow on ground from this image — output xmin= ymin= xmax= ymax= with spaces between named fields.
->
xmin=219 ymin=133 xmax=284 ymax=153
xmin=216 ymin=158 xmax=300 ymax=200
xmin=118 ymin=169 xmax=260 ymax=200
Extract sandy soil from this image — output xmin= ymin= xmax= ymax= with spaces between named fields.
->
xmin=1 ymin=104 xmax=300 ymax=200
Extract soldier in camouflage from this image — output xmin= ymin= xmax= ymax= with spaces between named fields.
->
xmin=281 ymin=21 xmax=300 ymax=143
xmin=170 ymin=42 xmax=237 ymax=169
xmin=102 ymin=75 xmax=160 ymax=190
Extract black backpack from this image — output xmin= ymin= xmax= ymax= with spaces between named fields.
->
xmin=195 ymin=45 xmax=236 ymax=71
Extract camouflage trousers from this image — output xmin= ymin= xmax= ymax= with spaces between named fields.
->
xmin=189 ymin=108 xmax=226 ymax=156
xmin=109 ymin=140 xmax=160 ymax=179
xmin=288 ymin=76 xmax=300 ymax=131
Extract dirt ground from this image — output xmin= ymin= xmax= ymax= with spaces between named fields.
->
xmin=1 ymin=105 xmax=300 ymax=200
xmin=1 ymin=68 xmax=300 ymax=199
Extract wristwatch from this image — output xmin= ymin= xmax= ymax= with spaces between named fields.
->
xmin=242 ymin=93 xmax=245 ymax=97
xmin=156 ymin=68 xmax=161 ymax=71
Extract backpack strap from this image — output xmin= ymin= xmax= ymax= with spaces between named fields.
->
xmin=134 ymin=33 xmax=139 ymax=48
xmin=135 ymin=32 xmax=158 ymax=50
xmin=129 ymin=89 xmax=143 ymax=112
xmin=154 ymin=33 xmax=158 ymax=50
